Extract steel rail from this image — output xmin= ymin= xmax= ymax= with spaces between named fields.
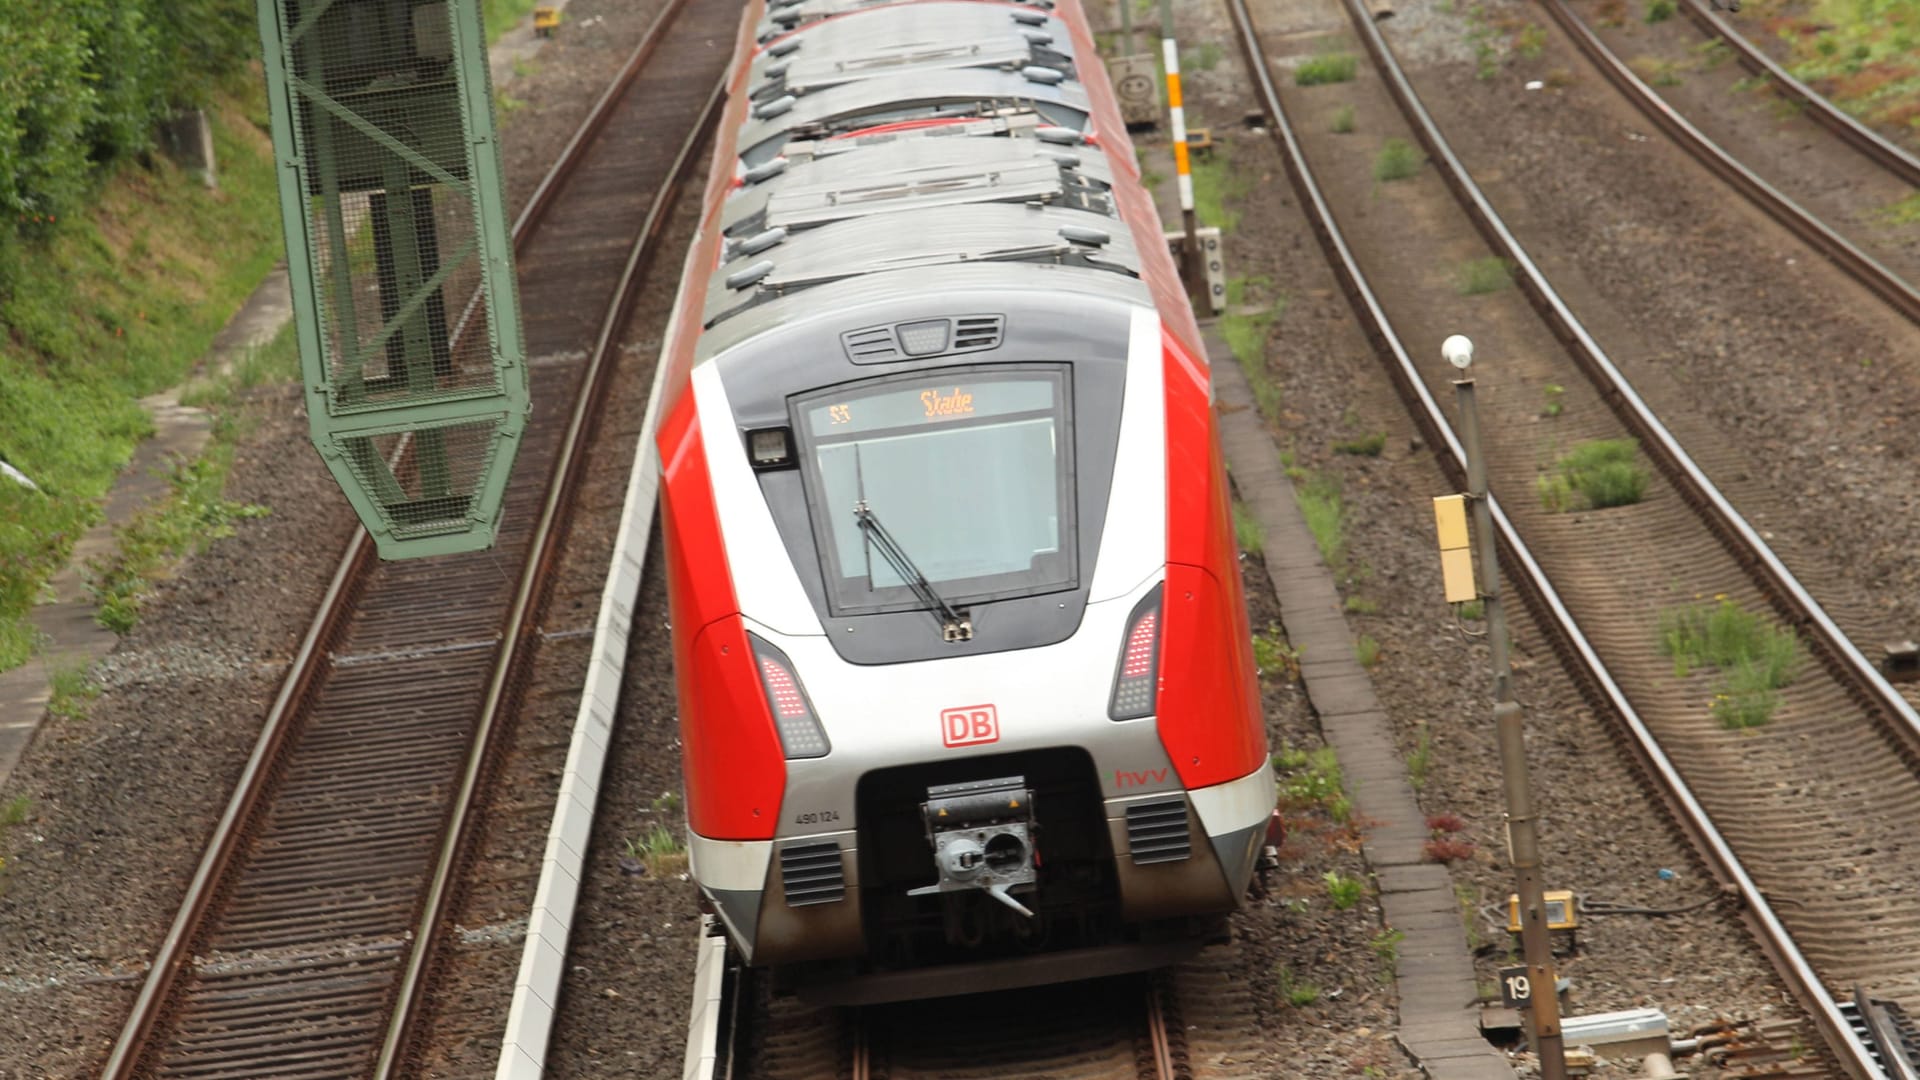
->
xmin=1145 ymin=983 xmax=1179 ymax=1080
xmin=1224 ymin=0 xmax=1882 ymax=1073
xmin=1356 ymin=0 xmax=1920 ymax=761
xmin=1678 ymin=0 xmax=1920 ymax=189
xmin=372 ymin=62 xmax=726 ymax=1080
xmin=100 ymin=4 xmax=703 ymax=1076
xmin=1539 ymin=0 xmax=1920 ymax=326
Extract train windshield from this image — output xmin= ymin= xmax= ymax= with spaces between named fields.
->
xmin=794 ymin=367 xmax=1075 ymax=614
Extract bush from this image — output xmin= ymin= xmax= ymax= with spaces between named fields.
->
xmin=0 ymin=0 xmax=258 ymax=290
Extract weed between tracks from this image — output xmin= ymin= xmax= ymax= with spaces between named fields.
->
xmin=1537 ymin=438 xmax=1649 ymax=511
xmin=1660 ymin=596 xmax=1801 ymax=728
xmin=1373 ymin=138 xmax=1425 ymax=182
xmin=1296 ymin=50 xmax=1358 ymax=86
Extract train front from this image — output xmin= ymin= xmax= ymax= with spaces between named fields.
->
xmin=656 ymin=0 xmax=1275 ymax=1003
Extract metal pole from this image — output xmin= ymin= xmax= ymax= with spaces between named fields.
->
xmin=1157 ymin=7 xmax=1208 ymax=310
xmin=1119 ymin=0 xmax=1133 ymax=55
xmin=1455 ymin=375 xmax=1567 ymax=1080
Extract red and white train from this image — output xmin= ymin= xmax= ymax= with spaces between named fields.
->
xmin=655 ymin=0 xmax=1276 ymax=1001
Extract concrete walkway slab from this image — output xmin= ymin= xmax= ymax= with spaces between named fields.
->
xmin=1210 ymin=328 xmax=1514 ymax=1080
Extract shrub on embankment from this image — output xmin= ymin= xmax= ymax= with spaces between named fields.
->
xmin=0 ymin=0 xmax=278 ymax=670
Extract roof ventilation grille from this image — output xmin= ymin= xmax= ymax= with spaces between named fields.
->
xmin=950 ymin=315 xmax=1005 ymax=353
xmin=841 ymin=325 xmax=902 ymax=363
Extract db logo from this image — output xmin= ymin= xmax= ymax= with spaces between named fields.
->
xmin=940 ymin=704 xmax=999 ymax=747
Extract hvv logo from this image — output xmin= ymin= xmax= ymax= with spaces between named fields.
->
xmin=940 ymin=704 xmax=999 ymax=747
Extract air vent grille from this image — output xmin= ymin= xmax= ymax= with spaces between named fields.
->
xmin=1125 ymin=799 xmax=1191 ymax=864
xmin=841 ymin=326 xmax=901 ymax=363
xmin=779 ymin=841 xmax=846 ymax=906
xmin=841 ymin=315 xmax=1004 ymax=364
xmin=951 ymin=315 xmax=1005 ymax=353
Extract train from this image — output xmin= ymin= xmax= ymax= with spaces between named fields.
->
xmin=654 ymin=0 xmax=1277 ymax=1002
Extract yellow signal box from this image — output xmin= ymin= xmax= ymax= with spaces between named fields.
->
xmin=1432 ymin=495 xmax=1477 ymax=604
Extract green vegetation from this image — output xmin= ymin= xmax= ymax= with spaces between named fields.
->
xmin=1344 ymin=595 xmax=1379 ymax=615
xmin=1330 ymin=104 xmax=1357 ymax=133
xmin=626 ymin=822 xmax=689 ymax=878
xmin=0 ymin=796 xmax=27 ymax=827
xmin=1882 ymin=191 xmax=1920 ymax=225
xmin=1295 ymin=472 xmax=1347 ymax=571
xmin=1660 ymin=596 xmax=1801 ymax=729
xmin=85 ymin=453 xmax=270 ymax=634
xmin=1457 ymin=599 xmax=1485 ymax=621
xmin=1456 ymin=883 xmax=1484 ymax=951
xmin=1455 ymin=257 xmax=1513 ymax=295
xmin=1233 ymin=499 xmax=1265 ymax=554
xmin=1762 ymin=0 xmax=1920 ymax=135
xmin=1631 ymin=56 xmax=1685 ymax=87
xmin=1 ymin=92 xmax=283 ymax=670
xmin=1644 ymin=0 xmax=1676 ymax=22
xmin=1515 ymin=23 xmax=1548 ymax=59
xmin=1276 ymin=965 xmax=1322 ymax=1007
xmin=1253 ymin=627 xmax=1302 ymax=682
xmin=1371 ymin=928 xmax=1406 ymax=976
xmin=1223 ymin=276 xmax=1285 ymax=422
xmin=1541 ymin=383 xmax=1566 ymax=419
xmin=1355 ymin=634 xmax=1382 ymax=668
xmin=651 ymin=790 xmax=683 ymax=815
xmin=1333 ymin=432 xmax=1388 ymax=456
xmin=1323 ymin=869 xmax=1365 ymax=910
xmin=1190 ymin=152 xmax=1251 ymax=233
xmin=46 ymin=664 xmax=99 ymax=721
xmin=1694 ymin=38 xmax=1734 ymax=70
xmin=483 ymin=0 xmax=543 ymax=43
xmin=1406 ymin=725 xmax=1433 ymax=791
xmin=1296 ymin=51 xmax=1359 ymax=86
xmin=1537 ymin=438 xmax=1649 ymax=512
xmin=1373 ymin=138 xmax=1425 ymax=182
xmin=1182 ymin=43 xmax=1224 ymax=72
xmin=1274 ymin=742 xmax=1350 ymax=821
xmin=0 ymin=0 xmax=258 ymax=281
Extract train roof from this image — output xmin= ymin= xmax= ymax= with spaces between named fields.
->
xmin=737 ymin=66 xmax=1091 ymax=165
xmin=747 ymin=1 xmax=1076 ymax=98
xmin=701 ymin=202 xmax=1140 ymax=330
xmin=753 ymin=0 xmax=1057 ymax=44
xmin=720 ymin=133 xmax=1115 ymax=238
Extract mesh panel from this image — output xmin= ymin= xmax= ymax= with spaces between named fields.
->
xmin=282 ymin=1 xmax=499 ymax=409
xmin=331 ymin=417 xmax=505 ymax=538
xmin=265 ymin=0 xmax=526 ymax=555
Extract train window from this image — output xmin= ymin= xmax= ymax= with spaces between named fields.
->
xmin=792 ymin=366 xmax=1075 ymax=615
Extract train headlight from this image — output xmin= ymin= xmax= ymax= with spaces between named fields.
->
xmin=748 ymin=633 xmax=830 ymax=759
xmin=745 ymin=427 xmax=793 ymax=469
xmin=1108 ymin=584 xmax=1163 ymax=720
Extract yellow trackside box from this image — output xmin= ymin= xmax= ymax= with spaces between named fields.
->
xmin=1433 ymin=495 xmax=1476 ymax=604
xmin=534 ymin=7 xmax=560 ymax=35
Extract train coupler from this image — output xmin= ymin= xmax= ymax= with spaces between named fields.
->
xmin=906 ymin=776 xmax=1038 ymax=918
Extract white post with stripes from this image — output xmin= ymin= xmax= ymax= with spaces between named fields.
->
xmin=1162 ymin=35 xmax=1207 ymax=306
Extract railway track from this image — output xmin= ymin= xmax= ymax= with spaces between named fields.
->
xmin=98 ymin=1 xmax=734 ymax=1075
xmin=1538 ymin=0 xmax=1920 ymax=325
xmin=1675 ymin=0 xmax=1920 ymax=188
xmin=1229 ymin=0 xmax=1920 ymax=1074
xmin=739 ymin=973 xmax=1194 ymax=1079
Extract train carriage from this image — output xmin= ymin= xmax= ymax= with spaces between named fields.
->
xmin=656 ymin=0 xmax=1276 ymax=1002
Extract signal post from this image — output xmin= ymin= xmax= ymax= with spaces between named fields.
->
xmin=1434 ymin=335 xmax=1567 ymax=1080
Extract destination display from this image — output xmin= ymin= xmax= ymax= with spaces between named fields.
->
xmin=807 ymin=375 xmax=1057 ymax=437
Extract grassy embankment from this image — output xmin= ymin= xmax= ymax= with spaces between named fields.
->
xmin=1 ymin=2 xmax=548 ymax=670
xmin=0 ymin=82 xmax=283 ymax=669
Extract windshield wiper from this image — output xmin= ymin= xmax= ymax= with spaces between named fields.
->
xmin=854 ymin=500 xmax=973 ymax=642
